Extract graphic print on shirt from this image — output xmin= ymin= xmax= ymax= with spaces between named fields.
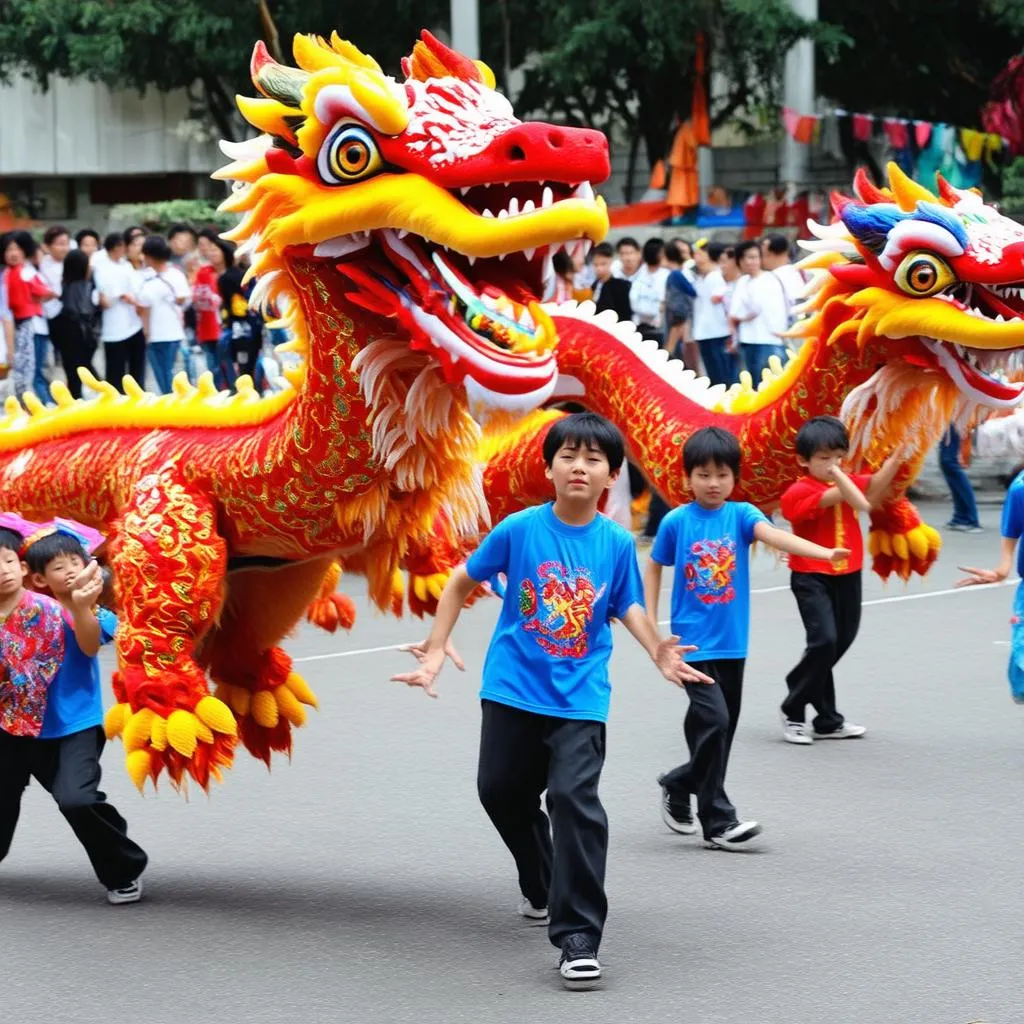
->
xmin=684 ymin=538 xmax=737 ymax=605
xmin=518 ymin=560 xmax=605 ymax=658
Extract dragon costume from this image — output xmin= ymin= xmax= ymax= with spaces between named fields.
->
xmin=0 ymin=31 xmax=611 ymax=792
xmin=465 ymin=164 xmax=1024 ymax=583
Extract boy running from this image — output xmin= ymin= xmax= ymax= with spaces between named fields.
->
xmin=645 ymin=427 xmax=849 ymax=849
xmin=392 ymin=412 xmax=710 ymax=989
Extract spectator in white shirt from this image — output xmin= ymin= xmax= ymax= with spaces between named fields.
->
xmin=31 ymin=225 xmax=70 ymax=403
xmin=93 ymin=232 xmax=145 ymax=393
xmin=762 ymin=233 xmax=807 ymax=311
xmin=629 ymin=238 xmax=669 ymax=341
xmin=74 ymin=228 xmax=101 ymax=260
xmin=728 ymin=240 xmax=790 ymax=386
xmin=611 ymin=236 xmax=642 ymax=281
xmin=137 ymin=235 xmax=190 ymax=394
xmin=690 ymin=240 xmax=737 ymax=386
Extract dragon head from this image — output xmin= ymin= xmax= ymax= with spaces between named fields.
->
xmin=801 ymin=163 xmax=1024 ymax=416
xmin=218 ymin=30 xmax=609 ymax=413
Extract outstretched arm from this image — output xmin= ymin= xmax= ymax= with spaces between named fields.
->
xmin=753 ymin=522 xmax=850 ymax=566
xmin=956 ymin=536 xmax=1018 ymax=587
xmin=390 ymin=565 xmax=475 ymax=697
xmin=67 ymin=560 xmax=105 ymax=657
xmin=866 ymin=445 xmax=909 ymax=508
xmin=620 ymin=604 xmax=714 ymax=685
xmin=643 ymin=558 xmax=664 ymax=626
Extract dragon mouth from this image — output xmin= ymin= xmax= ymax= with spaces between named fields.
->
xmin=920 ymin=281 xmax=1024 ymax=407
xmin=297 ymin=179 xmax=603 ymax=412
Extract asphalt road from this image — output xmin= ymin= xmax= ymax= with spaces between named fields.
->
xmin=1 ymin=500 xmax=1018 ymax=1024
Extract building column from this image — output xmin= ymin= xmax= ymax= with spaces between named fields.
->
xmin=450 ymin=0 xmax=480 ymax=59
xmin=780 ymin=0 xmax=818 ymax=187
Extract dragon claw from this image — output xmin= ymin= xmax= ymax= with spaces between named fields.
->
xmin=868 ymin=499 xmax=942 ymax=580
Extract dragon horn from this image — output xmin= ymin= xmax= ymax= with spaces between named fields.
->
xmin=406 ymin=30 xmax=485 ymax=84
xmin=852 ymin=166 xmax=889 ymax=205
xmin=250 ymin=40 xmax=308 ymax=109
xmin=886 ymin=162 xmax=937 ymax=211
xmin=935 ymin=173 xmax=963 ymax=206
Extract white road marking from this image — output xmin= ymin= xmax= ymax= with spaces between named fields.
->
xmin=293 ymin=579 xmax=1018 ymax=663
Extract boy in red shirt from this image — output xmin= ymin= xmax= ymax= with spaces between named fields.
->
xmin=779 ymin=416 xmax=903 ymax=744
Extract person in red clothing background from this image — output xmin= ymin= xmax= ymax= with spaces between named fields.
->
xmin=2 ymin=231 xmax=56 ymax=402
xmin=778 ymin=416 xmax=905 ymax=745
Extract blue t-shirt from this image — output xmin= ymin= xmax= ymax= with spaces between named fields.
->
xmin=1002 ymin=472 xmax=1024 ymax=580
xmin=465 ymin=503 xmax=645 ymax=722
xmin=651 ymin=501 xmax=768 ymax=662
xmin=38 ymin=608 xmax=117 ymax=740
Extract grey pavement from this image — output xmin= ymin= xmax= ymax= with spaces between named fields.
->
xmin=1 ymin=500 xmax=1019 ymax=1024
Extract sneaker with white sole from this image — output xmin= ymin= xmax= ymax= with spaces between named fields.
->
xmin=517 ymin=896 xmax=549 ymax=925
xmin=657 ymin=778 xmax=697 ymax=835
xmin=705 ymin=820 xmax=762 ymax=851
xmin=559 ymin=933 xmax=602 ymax=989
xmin=781 ymin=717 xmax=813 ymax=745
xmin=106 ymin=879 xmax=143 ymax=905
xmin=812 ymin=721 xmax=866 ymax=739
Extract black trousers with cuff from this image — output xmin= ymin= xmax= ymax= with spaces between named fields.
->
xmin=659 ymin=658 xmax=745 ymax=839
xmin=477 ymin=699 xmax=608 ymax=951
xmin=782 ymin=570 xmax=862 ymax=732
xmin=0 ymin=725 xmax=148 ymax=890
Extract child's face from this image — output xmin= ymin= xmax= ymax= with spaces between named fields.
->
xmin=545 ymin=441 xmax=616 ymax=504
xmin=687 ymin=461 xmax=736 ymax=509
xmin=800 ymin=447 xmax=846 ymax=482
xmin=0 ymin=548 xmax=27 ymax=598
xmin=34 ymin=552 xmax=87 ymax=598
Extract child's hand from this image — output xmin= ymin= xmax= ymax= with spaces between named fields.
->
xmin=829 ymin=547 xmax=852 ymax=565
xmin=390 ymin=640 xmax=462 ymax=699
xmin=655 ymin=635 xmax=715 ymax=687
xmin=955 ymin=565 xmax=1007 ymax=587
xmin=69 ymin=560 xmax=103 ymax=609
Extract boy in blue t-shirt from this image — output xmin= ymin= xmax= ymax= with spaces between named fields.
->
xmin=8 ymin=525 xmax=148 ymax=903
xmin=645 ymin=427 xmax=848 ymax=850
xmin=957 ymin=469 xmax=1024 ymax=701
xmin=392 ymin=412 xmax=711 ymax=990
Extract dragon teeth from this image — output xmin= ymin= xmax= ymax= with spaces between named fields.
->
xmin=523 ymin=247 xmax=536 ymax=261
xmin=541 ymin=186 xmax=554 ymax=208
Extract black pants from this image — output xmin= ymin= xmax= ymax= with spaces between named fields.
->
xmin=0 ymin=726 xmax=148 ymax=890
xmin=48 ymin=315 xmax=96 ymax=400
xmin=782 ymin=570 xmax=862 ymax=732
xmin=477 ymin=699 xmax=607 ymax=950
xmin=104 ymin=330 xmax=146 ymax=392
xmin=644 ymin=491 xmax=672 ymax=538
xmin=660 ymin=659 xmax=744 ymax=838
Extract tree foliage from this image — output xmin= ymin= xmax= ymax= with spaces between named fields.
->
xmin=816 ymin=0 xmax=1022 ymax=127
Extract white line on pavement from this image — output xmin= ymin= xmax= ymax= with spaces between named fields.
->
xmin=293 ymin=579 xmax=1017 ymax=663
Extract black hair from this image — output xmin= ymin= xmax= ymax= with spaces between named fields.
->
xmin=123 ymin=226 xmax=147 ymax=245
xmin=199 ymin=228 xmax=235 ymax=268
xmin=24 ymin=532 xmax=88 ymax=575
xmin=764 ymin=233 xmax=791 ymax=256
xmin=74 ymin=228 xmax=100 ymax=247
xmin=663 ymin=241 xmax=683 ymax=265
xmin=616 ymin=236 xmax=639 ymax=251
xmin=591 ymin=241 xmax=614 ymax=259
xmin=551 ymin=249 xmax=573 ymax=278
xmin=542 ymin=412 xmax=625 ymax=472
xmin=795 ymin=415 xmax=850 ymax=460
xmin=703 ymin=240 xmax=726 ymax=262
xmin=62 ymin=248 xmax=90 ymax=285
xmin=103 ymin=231 xmax=125 ymax=253
xmin=43 ymin=224 xmax=69 ymax=246
xmin=3 ymin=230 xmax=37 ymax=260
xmin=683 ymin=426 xmax=741 ymax=476
xmin=167 ymin=223 xmax=196 ymax=241
xmin=0 ymin=528 xmax=24 ymax=556
xmin=142 ymin=235 xmax=172 ymax=262
xmin=734 ymin=239 xmax=760 ymax=262
xmin=642 ymin=237 xmax=664 ymax=267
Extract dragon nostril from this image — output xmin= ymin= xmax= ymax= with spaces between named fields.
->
xmin=548 ymin=130 xmax=564 ymax=149
xmin=508 ymin=144 xmax=526 ymax=161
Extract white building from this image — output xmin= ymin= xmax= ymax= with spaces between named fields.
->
xmin=0 ymin=76 xmax=222 ymax=229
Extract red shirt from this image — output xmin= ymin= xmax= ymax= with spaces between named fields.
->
xmin=3 ymin=265 xmax=49 ymax=321
xmin=780 ymin=473 xmax=871 ymax=575
xmin=192 ymin=264 xmax=222 ymax=343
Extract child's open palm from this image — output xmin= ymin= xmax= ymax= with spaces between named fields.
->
xmin=655 ymin=635 xmax=715 ymax=687
xmin=69 ymin=560 xmax=103 ymax=609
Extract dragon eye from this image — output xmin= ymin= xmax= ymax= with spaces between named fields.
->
xmin=318 ymin=124 xmax=382 ymax=185
xmin=894 ymin=251 xmax=955 ymax=297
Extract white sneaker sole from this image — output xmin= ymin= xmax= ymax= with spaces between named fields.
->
xmin=660 ymin=799 xmax=698 ymax=835
xmin=106 ymin=880 xmax=143 ymax=905
xmin=812 ymin=728 xmax=866 ymax=740
xmin=782 ymin=731 xmax=813 ymax=745
xmin=705 ymin=822 xmax=762 ymax=851
xmin=560 ymin=961 xmax=602 ymax=989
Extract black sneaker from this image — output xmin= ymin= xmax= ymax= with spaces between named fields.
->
xmin=657 ymin=777 xmax=697 ymax=835
xmin=704 ymin=820 xmax=762 ymax=851
xmin=559 ymin=933 xmax=602 ymax=989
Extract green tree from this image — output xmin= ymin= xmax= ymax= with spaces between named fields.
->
xmin=511 ymin=0 xmax=848 ymax=200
